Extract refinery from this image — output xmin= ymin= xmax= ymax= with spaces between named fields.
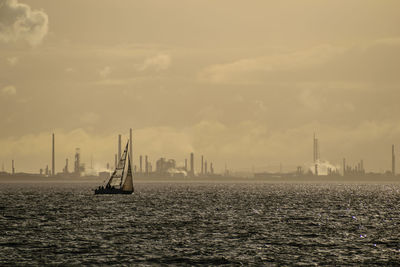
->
xmin=0 ymin=130 xmax=398 ymax=181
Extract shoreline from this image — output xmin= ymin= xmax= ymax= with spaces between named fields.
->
xmin=1 ymin=175 xmax=400 ymax=184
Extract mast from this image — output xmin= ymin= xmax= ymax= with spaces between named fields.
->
xmin=118 ymin=142 xmax=129 ymax=186
xmin=120 ymin=143 xmax=129 ymax=187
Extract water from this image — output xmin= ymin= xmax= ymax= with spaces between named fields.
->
xmin=1 ymin=182 xmax=400 ymax=265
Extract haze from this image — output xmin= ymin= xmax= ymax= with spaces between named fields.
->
xmin=1 ymin=0 xmax=400 ymax=174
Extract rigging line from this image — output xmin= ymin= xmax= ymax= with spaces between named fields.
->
xmin=120 ymin=142 xmax=129 ymax=187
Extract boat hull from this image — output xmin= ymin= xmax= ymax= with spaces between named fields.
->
xmin=94 ymin=188 xmax=134 ymax=195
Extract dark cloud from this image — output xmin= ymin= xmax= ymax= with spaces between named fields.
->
xmin=0 ymin=0 xmax=48 ymax=46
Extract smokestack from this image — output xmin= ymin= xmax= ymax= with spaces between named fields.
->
xmin=140 ymin=155 xmax=143 ymax=173
xmin=313 ymin=133 xmax=316 ymax=163
xmin=210 ymin=162 xmax=214 ymax=174
xmin=190 ymin=153 xmax=194 ymax=176
xmin=313 ymin=133 xmax=320 ymax=163
xmin=315 ymin=163 xmax=318 ymax=176
xmin=205 ymin=160 xmax=208 ymax=175
xmin=115 ymin=154 xmax=117 ymax=169
xmin=52 ymin=133 xmax=55 ymax=176
xmin=129 ymin=128 xmax=133 ymax=167
xmin=12 ymin=160 xmax=15 ymax=175
xmin=185 ymin=158 xmax=187 ymax=171
xmin=392 ymin=145 xmax=396 ymax=176
xmin=74 ymin=148 xmax=81 ymax=176
xmin=118 ymin=134 xmax=122 ymax=161
xmin=64 ymin=158 xmax=69 ymax=174
xmin=145 ymin=155 xmax=148 ymax=176
xmin=201 ymin=155 xmax=204 ymax=175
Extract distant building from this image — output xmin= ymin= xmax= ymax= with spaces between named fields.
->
xmin=74 ymin=148 xmax=85 ymax=176
xmin=156 ymin=158 xmax=176 ymax=174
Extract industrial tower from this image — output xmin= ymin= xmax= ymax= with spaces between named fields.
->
xmin=393 ymin=145 xmax=396 ymax=176
xmin=52 ymin=133 xmax=55 ymax=176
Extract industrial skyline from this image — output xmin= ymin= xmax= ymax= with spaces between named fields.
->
xmin=0 ymin=131 xmax=398 ymax=179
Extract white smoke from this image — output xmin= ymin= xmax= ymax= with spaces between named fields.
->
xmin=167 ymin=168 xmax=187 ymax=177
xmin=309 ymin=160 xmax=339 ymax=176
xmin=82 ymin=163 xmax=110 ymax=177
xmin=0 ymin=0 xmax=49 ymax=46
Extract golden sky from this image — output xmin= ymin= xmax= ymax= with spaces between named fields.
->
xmin=1 ymin=0 xmax=400 ymax=173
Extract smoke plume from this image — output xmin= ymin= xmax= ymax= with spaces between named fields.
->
xmin=309 ymin=160 xmax=339 ymax=176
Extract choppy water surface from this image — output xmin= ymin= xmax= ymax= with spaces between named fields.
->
xmin=1 ymin=183 xmax=400 ymax=265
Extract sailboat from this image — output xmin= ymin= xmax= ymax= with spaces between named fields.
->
xmin=94 ymin=141 xmax=134 ymax=194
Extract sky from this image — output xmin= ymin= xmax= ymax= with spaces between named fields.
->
xmin=1 ymin=0 xmax=400 ymax=174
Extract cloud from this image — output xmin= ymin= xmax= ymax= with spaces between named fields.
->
xmin=199 ymin=45 xmax=345 ymax=84
xmin=137 ymin=54 xmax=171 ymax=71
xmin=80 ymin=112 xmax=100 ymax=124
xmin=1 ymin=85 xmax=16 ymax=95
xmin=199 ymin=37 xmax=400 ymax=85
xmin=65 ymin=67 xmax=75 ymax=73
xmin=99 ymin=66 xmax=111 ymax=78
xmin=7 ymin=56 xmax=18 ymax=66
xmin=299 ymin=88 xmax=325 ymax=111
xmin=0 ymin=0 xmax=49 ymax=46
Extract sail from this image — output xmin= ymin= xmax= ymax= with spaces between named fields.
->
xmin=121 ymin=154 xmax=134 ymax=192
xmin=107 ymin=143 xmax=129 ymax=188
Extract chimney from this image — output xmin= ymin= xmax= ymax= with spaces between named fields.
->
xmin=201 ymin=155 xmax=204 ymax=175
xmin=145 ymin=155 xmax=148 ymax=176
xmin=392 ymin=145 xmax=396 ymax=176
xmin=64 ymin=158 xmax=69 ymax=174
xmin=140 ymin=155 xmax=143 ymax=173
xmin=185 ymin=158 xmax=187 ymax=171
xmin=12 ymin=160 xmax=15 ymax=175
xmin=118 ymin=134 xmax=122 ymax=161
xmin=52 ymin=133 xmax=55 ymax=176
xmin=313 ymin=133 xmax=316 ymax=163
